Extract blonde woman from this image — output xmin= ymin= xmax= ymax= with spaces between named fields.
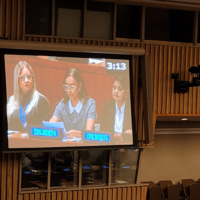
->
xmin=7 ymin=61 xmax=50 ymax=132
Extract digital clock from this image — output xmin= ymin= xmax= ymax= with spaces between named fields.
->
xmin=105 ymin=59 xmax=129 ymax=74
xmin=106 ymin=62 xmax=127 ymax=70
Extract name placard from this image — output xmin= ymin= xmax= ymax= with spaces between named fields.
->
xmin=28 ymin=126 xmax=63 ymax=141
xmin=31 ymin=127 xmax=59 ymax=137
xmin=84 ymin=132 xmax=110 ymax=142
xmin=83 ymin=131 xmax=113 ymax=144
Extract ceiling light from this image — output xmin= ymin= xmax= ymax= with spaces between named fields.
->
xmin=181 ymin=118 xmax=188 ymax=121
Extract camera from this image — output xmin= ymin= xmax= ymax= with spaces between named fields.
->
xmin=172 ymin=65 xmax=200 ymax=93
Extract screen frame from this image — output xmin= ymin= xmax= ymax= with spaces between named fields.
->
xmin=1 ymin=48 xmax=138 ymax=153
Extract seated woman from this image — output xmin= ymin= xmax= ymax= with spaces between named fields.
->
xmin=7 ymin=61 xmax=50 ymax=132
xmin=50 ymin=68 xmax=97 ymax=139
xmin=100 ymin=74 xmax=132 ymax=143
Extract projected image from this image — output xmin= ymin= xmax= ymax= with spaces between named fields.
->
xmin=5 ymin=55 xmax=134 ymax=148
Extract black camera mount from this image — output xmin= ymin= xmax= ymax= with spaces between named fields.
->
xmin=172 ymin=65 xmax=200 ymax=93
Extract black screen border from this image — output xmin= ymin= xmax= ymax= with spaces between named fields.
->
xmin=0 ymin=48 xmax=137 ymax=153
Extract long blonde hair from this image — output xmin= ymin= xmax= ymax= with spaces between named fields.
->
xmin=7 ymin=61 xmax=40 ymax=121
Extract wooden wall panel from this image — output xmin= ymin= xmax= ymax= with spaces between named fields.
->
xmin=144 ymin=44 xmax=200 ymax=116
xmin=1 ymin=0 xmax=200 ymax=199
xmin=11 ymin=0 xmax=17 ymax=40
xmin=0 ymin=0 xmax=6 ymax=38
xmin=5 ymin=0 xmax=11 ymax=39
xmin=0 ymin=154 xmax=148 ymax=200
xmin=17 ymin=0 xmax=23 ymax=40
xmin=0 ymin=0 xmax=23 ymax=39
xmin=2 ymin=11 xmax=200 ymax=141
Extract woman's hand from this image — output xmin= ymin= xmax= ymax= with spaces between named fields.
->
xmin=114 ymin=133 xmax=122 ymax=143
xmin=49 ymin=116 xmax=60 ymax=122
xmin=65 ymin=130 xmax=82 ymax=139
xmin=125 ymin=130 xmax=132 ymax=134
xmin=114 ymin=130 xmax=132 ymax=143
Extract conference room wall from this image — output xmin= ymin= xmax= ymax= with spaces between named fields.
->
xmin=137 ymin=134 xmax=200 ymax=184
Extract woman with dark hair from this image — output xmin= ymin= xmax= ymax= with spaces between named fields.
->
xmin=50 ymin=68 xmax=97 ymax=138
xmin=100 ymin=74 xmax=132 ymax=143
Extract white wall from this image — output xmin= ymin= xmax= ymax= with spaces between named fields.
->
xmin=137 ymin=134 xmax=200 ymax=184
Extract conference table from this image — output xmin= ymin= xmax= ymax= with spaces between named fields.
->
xmin=8 ymin=132 xmax=94 ymax=148
xmin=8 ymin=131 xmax=131 ymax=148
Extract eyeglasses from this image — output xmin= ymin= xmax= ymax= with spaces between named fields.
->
xmin=113 ymin=85 xmax=124 ymax=92
xmin=18 ymin=75 xmax=33 ymax=81
xmin=63 ymin=85 xmax=76 ymax=92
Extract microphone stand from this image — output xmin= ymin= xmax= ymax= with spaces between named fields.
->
xmin=43 ymin=99 xmax=60 ymax=121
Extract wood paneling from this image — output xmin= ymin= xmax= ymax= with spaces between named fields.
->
xmin=1 ymin=0 xmax=200 ymax=199
xmin=0 ymin=0 xmax=23 ymax=39
xmin=1 ymin=1 xmax=200 ymax=138
xmin=1 ymin=179 xmax=148 ymax=200
xmin=145 ymin=44 xmax=200 ymax=116
xmin=5 ymin=0 xmax=11 ymax=39
xmin=0 ymin=0 xmax=6 ymax=38
xmin=0 ymin=153 xmax=148 ymax=200
xmin=17 ymin=0 xmax=23 ymax=40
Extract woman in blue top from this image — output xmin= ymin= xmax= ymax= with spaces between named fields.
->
xmin=50 ymin=68 xmax=97 ymax=139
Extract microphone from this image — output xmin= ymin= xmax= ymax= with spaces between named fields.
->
xmin=43 ymin=98 xmax=61 ymax=121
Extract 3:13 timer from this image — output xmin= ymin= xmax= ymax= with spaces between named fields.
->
xmin=106 ymin=62 xmax=127 ymax=70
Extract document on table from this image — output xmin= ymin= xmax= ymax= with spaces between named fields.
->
xmin=7 ymin=130 xmax=19 ymax=134
xmin=42 ymin=121 xmax=66 ymax=133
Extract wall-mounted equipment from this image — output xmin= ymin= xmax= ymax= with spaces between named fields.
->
xmin=172 ymin=65 xmax=200 ymax=93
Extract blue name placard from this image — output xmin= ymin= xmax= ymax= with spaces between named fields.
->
xmin=84 ymin=132 xmax=110 ymax=142
xmin=31 ymin=127 xmax=59 ymax=138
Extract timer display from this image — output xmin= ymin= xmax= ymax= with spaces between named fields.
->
xmin=105 ymin=59 xmax=129 ymax=74
xmin=106 ymin=62 xmax=126 ymax=70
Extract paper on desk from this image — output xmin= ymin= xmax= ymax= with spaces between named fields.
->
xmin=7 ymin=130 xmax=19 ymax=134
xmin=42 ymin=121 xmax=66 ymax=133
